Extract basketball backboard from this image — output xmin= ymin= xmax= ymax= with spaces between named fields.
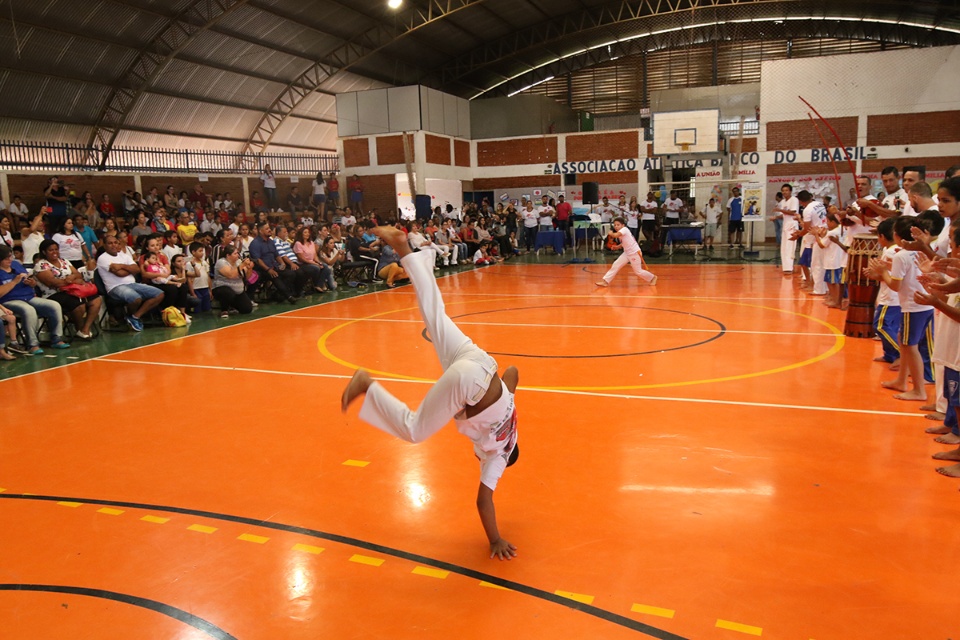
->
xmin=652 ymin=109 xmax=720 ymax=155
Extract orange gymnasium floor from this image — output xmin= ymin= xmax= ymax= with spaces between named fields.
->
xmin=2 ymin=260 xmax=958 ymax=640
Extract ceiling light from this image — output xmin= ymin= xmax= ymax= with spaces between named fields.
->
xmin=388 ymin=0 xmax=402 ymax=8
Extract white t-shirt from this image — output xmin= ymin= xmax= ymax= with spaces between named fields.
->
xmin=260 ymin=172 xmax=277 ymax=189
xmin=186 ymin=257 xmax=210 ymax=289
xmin=701 ymin=204 xmax=720 ymax=224
xmin=882 ymin=189 xmax=909 ymax=216
xmin=891 ymin=248 xmax=932 ymax=313
xmin=876 ymin=246 xmax=900 ymax=307
xmin=97 ymin=251 xmax=137 ymax=292
xmin=598 ymin=203 xmax=618 ymax=223
xmin=53 ymin=233 xmax=85 ymax=262
xmin=341 ymin=214 xmax=357 ymax=227
xmin=8 ymin=202 xmax=28 ymax=217
xmin=21 ymin=231 xmax=44 ymax=264
xmin=934 ymin=216 xmax=952 ymax=258
xmin=780 ymin=196 xmax=800 ymax=227
xmin=802 ymin=201 xmax=827 ymax=249
xmin=407 ymin=231 xmax=428 ymax=250
xmin=521 ymin=207 xmax=538 ymax=228
xmin=823 ymin=227 xmax=847 ymax=269
xmin=162 ymin=244 xmax=183 ymax=262
xmin=663 ymin=198 xmax=683 ymax=218
xmin=616 ymin=226 xmax=641 ymax=256
xmin=640 ymin=200 xmax=658 ymax=221
xmin=455 ymin=378 xmax=517 ymax=491
xmin=312 ymin=179 xmax=325 ymax=195
xmin=536 ymin=205 xmax=554 ymax=226
xmin=625 ymin=208 xmax=639 ymax=228
xmin=933 ymin=293 xmax=960 ymax=369
xmin=1 ymin=231 xmax=12 ymax=248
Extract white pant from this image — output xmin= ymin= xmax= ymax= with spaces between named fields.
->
xmin=601 ymin=251 xmax=655 ymax=284
xmin=811 ymin=242 xmax=827 ymax=294
xmin=359 ymin=249 xmax=498 ymax=443
xmin=781 ymin=219 xmax=798 ymax=272
xmin=432 ymin=243 xmax=451 ymax=264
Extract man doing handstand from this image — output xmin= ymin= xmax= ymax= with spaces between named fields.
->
xmin=341 ymin=226 xmax=520 ymax=560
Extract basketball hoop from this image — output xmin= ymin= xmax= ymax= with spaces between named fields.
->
xmin=678 ymin=143 xmax=691 ymax=153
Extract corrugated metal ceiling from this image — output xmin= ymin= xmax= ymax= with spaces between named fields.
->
xmin=0 ymin=0 xmax=955 ymax=155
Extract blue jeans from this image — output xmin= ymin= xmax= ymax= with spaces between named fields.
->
xmin=773 ymin=217 xmax=783 ymax=245
xmin=5 ymin=297 xmax=65 ymax=347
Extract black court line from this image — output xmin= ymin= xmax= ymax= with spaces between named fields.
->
xmin=0 ymin=583 xmax=236 ymax=639
xmin=0 ymin=493 xmax=687 ymax=640
xmin=424 ymin=305 xmax=726 ymax=359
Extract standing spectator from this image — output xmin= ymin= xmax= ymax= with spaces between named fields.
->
xmin=639 ymin=192 xmax=659 ymax=242
xmin=520 ymin=200 xmax=538 ymax=251
xmin=598 ymin=196 xmax=618 ymax=223
xmin=311 ymin=172 xmax=327 ymax=215
xmin=260 ymin=164 xmax=278 ymax=211
xmin=536 ymin=196 xmax=555 ymax=231
xmin=44 ymin=176 xmax=69 ymax=231
xmin=624 ymin=202 xmax=641 ymax=241
xmin=698 ymin=197 xmax=722 ymax=251
xmin=555 ymin=194 xmax=572 ymax=246
xmin=327 ymin=173 xmax=340 ymax=209
xmin=663 ymin=190 xmax=683 ymax=227
xmin=727 ymin=186 xmax=744 ymax=248
xmin=185 ymin=242 xmax=212 ymax=313
xmin=0 ymin=244 xmax=70 ymax=352
xmin=348 ymin=174 xmax=364 ymax=214
xmin=773 ymin=184 xmax=800 ymax=273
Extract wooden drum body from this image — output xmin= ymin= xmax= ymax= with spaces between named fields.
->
xmin=844 ymin=233 xmax=881 ymax=338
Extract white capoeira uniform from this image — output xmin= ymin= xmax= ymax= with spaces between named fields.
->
xmin=599 ymin=227 xmax=655 ymax=284
xmin=358 ymin=248 xmax=519 ymax=490
xmin=779 ymin=195 xmax=800 ymax=273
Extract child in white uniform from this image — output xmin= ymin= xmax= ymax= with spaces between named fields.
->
xmin=341 ymin=226 xmax=520 ymax=560
xmin=595 ymin=218 xmax=657 ymax=287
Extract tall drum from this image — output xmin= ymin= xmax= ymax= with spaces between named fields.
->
xmin=844 ymin=233 xmax=882 ymax=338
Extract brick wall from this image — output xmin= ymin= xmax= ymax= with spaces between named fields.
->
xmin=766 ymin=117 xmax=858 ymax=151
xmin=425 ymin=134 xmax=451 ymax=165
xmin=767 ymin=162 xmax=837 ymax=177
xmin=861 ymin=156 xmax=960 ymax=175
xmin=575 ymin=172 xmax=636 ymax=184
xmin=867 ymin=111 xmax=960 ymax=146
xmin=473 ymin=175 xmax=561 ymax=190
xmin=477 ymin=137 xmax=557 ymax=167
xmin=566 ymin=132 xmax=639 ymax=161
xmin=354 ymin=174 xmax=397 ymax=219
xmin=8 ymin=174 xmax=136 ymax=215
xmin=729 ymin=137 xmax=758 ymax=153
xmin=343 ymin=138 xmax=370 ymax=168
xmin=454 ymin=139 xmax=470 ymax=167
xmin=376 ymin=134 xmax=414 ymax=166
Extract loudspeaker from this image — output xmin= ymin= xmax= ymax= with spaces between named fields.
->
xmin=414 ymin=194 xmax=432 ymax=220
xmin=582 ymin=182 xmax=599 ymax=205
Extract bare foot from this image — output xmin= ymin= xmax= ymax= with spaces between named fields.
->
xmin=924 ymin=412 xmax=947 ymax=421
xmin=935 ymin=463 xmax=960 ymax=477
xmin=933 ymin=448 xmax=960 ymax=461
xmin=925 ymin=424 xmax=952 ymax=434
xmin=372 ymin=225 xmax=412 ymax=255
xmin=893 ymin=390 xmax=927 ymax=401
xmin=341 ymin=369 xmax=373 ymax=413
xmin=873 ymin=356 xmax=889 ymax=362
xmin=934 ymin=433 xmax=960 ymax=445
xmin=919 ymin=403 xmax=937 ymax=411
xmin=595 ymin=281 xmax=609 ymax=287
xmin=889 ymin=359 xmax=900 ymax=371
xmin=881 ymin=379 xmax=907 ymax=392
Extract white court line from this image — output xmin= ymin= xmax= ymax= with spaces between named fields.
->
xmin=377 ymin=291 xmax=811 ymax=301
xmin=98 ymin=358 xmax=920 ymax=418
xmin=274 ymin=315 xmax=836 ymax=338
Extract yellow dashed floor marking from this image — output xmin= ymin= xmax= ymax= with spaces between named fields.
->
xmin=0 ymin=488 xmax=5 ymax=493
xmin=292 ymin=543 xmax=325 ymax=554
xmin=412 ymin=566 xmax=449 ymax=579
xmin=631 ymin=603 xmax=676 ymax=619
xmin=342 ymin=459 xmax=370 ymax=467
xmin=237 ymin=533 xmax=269 ymax=544
xmin=187 ymin=524 xmax=217 ymax=534
xmin=716 ymin=619 xmax=763 ymax=636
xmin=479 ymin=581 xmax=510 ymax=591
xmin=555 ymin=590 xmax=594 ymax=605
xmin=57 ymin=501 xmax=83 ymax=508
xmin=350 ymin=554 xmax=385 ymax=567
xmin=97 ymin=507 xmax=124 ymax=516
xmin=141 ymin=515 xmax=169 ymax=524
